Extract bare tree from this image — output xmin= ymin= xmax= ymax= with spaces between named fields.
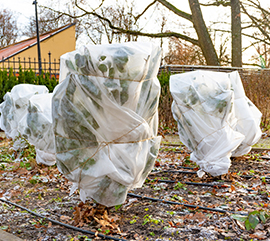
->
xmin=231 ymin=0 xmax=242 ymax=67
xmin=164 ymin=37 xmax=206 ymax=65
xmin=201 ymin=0 xmax=241 ymax=67
xmin=0 ymin=9 xmax=19 ymax=48
xmin=81 ymin=3 xmax=140 ymax=45
xmin=43 ymin=0 xmax=221 ymax=66
xmin=44 ymin=0 xmax=267 ymax=67
xmin=240 ymin=0 xmax=270 ymax=67
xmin=188 ymin=0 xmax=219 ymax=65
xmin=22 ymin=2 xmax=82 ymax=40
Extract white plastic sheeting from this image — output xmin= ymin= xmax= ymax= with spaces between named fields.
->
xmin=52 ymin=42 xmax=162 ymax=207
xmin=18 ymin=93 xmax=56 ymax=166
xmin=0 ymin=84 xmax=49 ymax=139
xmin=0 ymin=84 xmax=56 ymax=166
xmin=229 ymin=71 xmax=262 ymax=156
xmin=170 ymin=70 xmax=262 ymax=177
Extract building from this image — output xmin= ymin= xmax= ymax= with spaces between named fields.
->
xmin=0 ymin=23 xmax=76 ymax=75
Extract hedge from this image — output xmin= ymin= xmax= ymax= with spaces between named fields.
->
xmin=0 ymin=67 xmax=58 ymax=103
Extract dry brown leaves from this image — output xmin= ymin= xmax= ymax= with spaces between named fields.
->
xmin=72 ymin=202 xmax=121 ymax=234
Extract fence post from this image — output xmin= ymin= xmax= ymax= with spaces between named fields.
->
xmin=34 ymin=58 xmax=37 ymax=77
xmin=54 ymin=59 xmax=58 ymax=79
xmin=48 ymin=52 xmax=52 ymax=79
xmin=43 ymin=58 xmax=46 ymax=75
xmin=18 ymin=57 xmax=21 ymax=75
xmin=13 ymin=57 xmax=15 ymax=76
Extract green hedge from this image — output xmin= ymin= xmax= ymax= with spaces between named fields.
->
xmin=0 ymin=67 xmax=58 ymax=103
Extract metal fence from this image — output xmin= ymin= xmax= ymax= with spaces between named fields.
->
xmin=0 ymin=52 xmax=60 ymax=79
xmin=159 ymin=64 xmax=270 ymax=79
xmin=1 ymin=58 xmax=270 ymax=81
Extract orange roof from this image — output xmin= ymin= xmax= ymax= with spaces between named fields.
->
xmin=0 ymin=23 xmax=76 ymax=61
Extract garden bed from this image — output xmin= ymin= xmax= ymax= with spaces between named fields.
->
xmin=0 ymin=136 xmax=270 ymax=240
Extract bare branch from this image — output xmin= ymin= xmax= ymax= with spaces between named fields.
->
xmin=157 ymin=0 xmax=192 ymax=21
xmin=244 ymin=0 xmax=270 ymax=15
xmin=134 ymin=0 xmax=157 ymax=22
xmin=213 ymin=27 xmax=270 ymax=46
xmin=41 ymin=5 xmax=89 ymax=18
xmin=240 ymin=2 xmax=270 ymax=43
xmin=67 ymin=0 xmax=200 ymax=45
xmin=200 ymin=0 xmax=230 ymax=7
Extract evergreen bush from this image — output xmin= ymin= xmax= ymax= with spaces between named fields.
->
xmin=0 ymin=68 xmax=58 ymax=103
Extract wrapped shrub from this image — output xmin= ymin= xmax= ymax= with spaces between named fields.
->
xmin=0 ymin=84 xmax=49 ymax=139
xmin=52 ymin=42 xmax=162 ymax=206
xmin=18 ymin=93 xmax=55 ymax=166
xmin=170 ymin=70 xmax=245 ymax=177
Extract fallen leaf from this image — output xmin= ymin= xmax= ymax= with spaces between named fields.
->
xmin=168 ymin=221 xmax=176 ymax=228
xmin=192 ymin=212 xmax=206 ymax=222
xmin=73 ymin=206 xmax=81 ymax=225
xmin=60 ymin=215 xmax=71 ymax=221
xmin=249 ymin=230 xmax=267 ymax=240
xmin=222 ymin=232 xmax=236 ymax=237
xmin=229 ymin=184 xmax=236 ymax=193
xmin=236 ymin=220 xmax=245 ymax=230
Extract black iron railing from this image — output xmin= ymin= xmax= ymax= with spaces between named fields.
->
xmin=0 ymin=52 xmax=60 ymax=79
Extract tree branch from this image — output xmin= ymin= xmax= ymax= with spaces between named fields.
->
xmin=72 ymin=0 xmax=200 ymax=45
xmin=244 ymin=0 xmax=270 ymax=16
xmin=41 ymin=5 xmax=89 ymax=19
xmin=134 ymin=0 xmax=157 ymax=23
xmin=240 ymin=2 xmax=270 ymax=43
xmin=213 ymin=27 xmax=270 ymax=46
xmin=200 ymin=0 xmax=230 ymax=7
xmin=157 ymin=0 xmax=192 ymax=21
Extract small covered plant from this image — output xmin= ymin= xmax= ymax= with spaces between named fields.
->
xmin=0 ymin=84 xmax=55 ymax=165
xmin=170 ymin=70 xmax=262 ymax=177
xmin=229 ymin=71 xmax=262 ymax=156
xmin=18 ymin=93 xmax=56 ymax=166
xmin=0 ymin=84 xmax=49 ymax=140
xmin=52 ymin=42 xmax=162 ymax=206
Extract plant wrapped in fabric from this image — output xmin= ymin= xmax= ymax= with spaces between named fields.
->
xmin=170 ymin=70 xmax=245 ymax=177
xmin=52 ymin=42 xmax=162 ymax=207
xmin=0 ymin=84 xmax=49 ymax=140
xmin=18 ymin=93 xmax=56 ymax=166
xmin=228 ymin=71 xmax=262 ymax=156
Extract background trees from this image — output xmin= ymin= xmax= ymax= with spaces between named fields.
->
xmin=240 ymin=0 xmax=270 ymax=67
xmin=0 ymin=9 xmax=19 ymax=48
xmin=22 ymin=2 xmax=82 ymax=41
xmin=164 ymin=37 xmax=206 ymax=65
xmin=44 ymin=0 xmax=244 ymax=66
xmin=2 ymin=0 xmax=270 ymax=67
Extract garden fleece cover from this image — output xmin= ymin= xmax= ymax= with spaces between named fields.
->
xmin=170 ymin=70 xmax=261 ymax=177
xmin=0 ymin=84 xmax=49 ymax=140
xmin=18 ymin=93 xmax=56 ymax=166
xmin=52 ymin=41 xmax=162 ymax=206
xmin=229 ymin=71 xmax=262 ymax=156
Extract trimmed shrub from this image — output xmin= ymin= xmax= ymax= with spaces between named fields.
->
xmin=0 ymin=68 xmax=58 ymax=103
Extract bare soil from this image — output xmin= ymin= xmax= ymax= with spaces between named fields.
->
xmin=0 ymin=135 xmax=270 ymax=241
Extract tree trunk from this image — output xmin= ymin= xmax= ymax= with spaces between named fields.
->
xmin=189 ymin=0 xmax=220 ymax=66
xmin=231 ymin=0 xmax=242 ymax=67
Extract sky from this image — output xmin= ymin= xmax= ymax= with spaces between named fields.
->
xmin=1 ymin=0 xmax=270 ymax=65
